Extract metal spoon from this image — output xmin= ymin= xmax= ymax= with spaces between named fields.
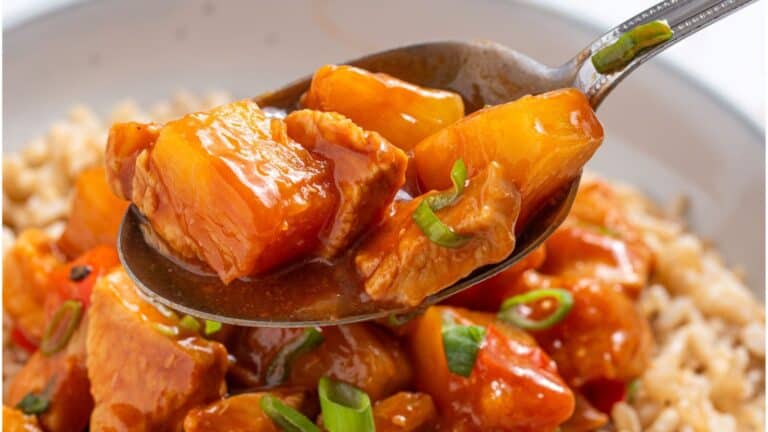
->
xmin=118 ymin=0 xmax=755 ymax=327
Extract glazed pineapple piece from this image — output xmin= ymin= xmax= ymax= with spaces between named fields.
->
xmin=57 ymin=166 xmax=129 ymax=258
xmin=373 ymin=392 xmax=437 ymax=432
xmin=302 ymin=64 xmax=465 ymax=150
xmin=413 ymin=88 xmax=603 ymax=226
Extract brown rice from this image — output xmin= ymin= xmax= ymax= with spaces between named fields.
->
xmin=2 ymin=94 xmax=764 ymax=431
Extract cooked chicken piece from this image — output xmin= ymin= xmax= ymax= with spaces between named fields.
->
xmin=284 ymin=109 xmax=407 ymax=257
xmin=409 ymin=306 xmax=574 ymax=431
xmin=542 ymin=223 xmax=652 ymax=298
xmin=355 ymin=162 xmax=521 ymax=306
xmin=87 ymin=269 xmax=229 ymax=431
xmin=7 ymin=319 xmax=92 ymax=432
xmin=445 ymin=244 xmax=547 ymax=311
xmin=57 ymin=167 xmax=129 ymax=258
xmin=3 ymin=406 xmax=43 ymax=432
xmin=228 ymin=324 xmax=411 ymax=401
xmin=106 ymin=100 xmax=337 ymax=283
xmin=105 ymin=121 xmax=160 ymax=200
xmin=543 ymin=179 xmax=652 ymax=297
xmin=3 ymin=229 xmax=61 ymax=342
xmin=302 ymin=64 xmax=465 ymax=150
xmin=373 ymin=392 xmax=437 ymax=432
xmin=509 ymin=272 xmax=653 ymax=387
xmin=184 ymin=392 xmax=308 ymax=432
xmin=413 ymin=88 xmax=603 ymax=226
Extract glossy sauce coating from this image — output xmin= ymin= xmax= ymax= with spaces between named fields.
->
xmin=87 ymin=269 xmax=229 ymax=431
xmin=408 ymin=306 xmax=575 ymax=431
xmin=229 ymin=324 xmax=412 ymax=401
xmin=183 ymin=392 xmax=308 ymax=432
xmin=57 ymin=167 xmax=129 ymax=258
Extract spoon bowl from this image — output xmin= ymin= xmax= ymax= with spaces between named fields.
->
xmin=118 ymin=0 xmax=755 ymax=326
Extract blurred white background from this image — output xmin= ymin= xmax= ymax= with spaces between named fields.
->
xmin=4 ymin=0 xmax=765 ymax=128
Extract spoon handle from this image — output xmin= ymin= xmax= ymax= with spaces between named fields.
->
xmin=569 ymin=0 xmax=758 ymax=108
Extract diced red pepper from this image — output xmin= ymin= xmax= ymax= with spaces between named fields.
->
xmin=580 ymin=378 xmax=628 ymax=413
xmin=44 ymin=246 xmax=120 ymax=318
xmin=10 ymin=326 xmax=38 ymax=354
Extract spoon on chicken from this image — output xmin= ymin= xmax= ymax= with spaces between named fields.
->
xmin=113 ymin=0 xmax=753 ymax=326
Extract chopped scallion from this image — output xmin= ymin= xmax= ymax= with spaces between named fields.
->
xmin=204 ymin=320 xmax=222 ymax=336
xmin=153 ymin=323 xmax=179 ymax=337
xmin=424 ymin=158 xmax=468 ymax=211
xmin=412 ymin=201 xmax=472 ymax=248
xmin=318 ymin=376 xmax=375 ymax=432
xmin=592 ymin=20 xmax=673 ymax=73
xmin=441 ymin=312 xmax=486 ymax=377
xmin=498 ymin=288 xmax=574 ymax=330
xmin=40 ymin=300 xmax=83 ymax=356
xmin=266 ymin=328 xmax=324 ymax=385
xmin=413 ymin=159 xmax=472 ymax=248
xmin=260 ymin=394 xmax=320 ymax=432
xmin=627 ymin=379 xmax=640 ymax=403
xmin=179 ymin=315 xmax=201 ymax=333
xmin=16 ymin=392 xmax=49 ymax=415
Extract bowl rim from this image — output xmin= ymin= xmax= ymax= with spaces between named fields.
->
xmin=4 ymin=0 xmax=764 ymax=140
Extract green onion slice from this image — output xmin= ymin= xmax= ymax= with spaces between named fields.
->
xmin=260 ymin=394 xmax=320 ymax=432
xmin=153 ymin=323 xmax=179 ymax=337
xmin=424 ymin=158 xmax=468 ymax=211
xmin=413 ymin=159 xmax=472 ymax=248
xmin=40 ymin=300 xmax=83 ymax=356
xmin=179 ymin=315 xmax=201 ymax=333
xmin=266 ymin=328 xmax=324 ymax=386
xmin=627 ymin=379 xmax=640 ymax=403
xmin=318 ymin=376 xmax=375 ymax=432
xmin=204 ymin=320 xmax=222 ymax=336
xmin=592 ymin=20 xmax=673 ymax=74
xmin=16 ymin=392 xmax=50 ymax=415
xmin=441 ymin=312 xmax=486 ymax=377
xmin=413 ymin=201 xmax=472 ymax=248
xmin=498 ymin=288 xmax=574 ymax=330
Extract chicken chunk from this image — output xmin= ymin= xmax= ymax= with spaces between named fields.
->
xmin=183 ymin=392 xmax=308 ymax=432
xmin=543 ymin=179 xmax=653 ymax=297
xmin=7 ymin=319 xmax=92 ymax=432
xmin=509 ymin=273 xmax=653 ymax=387
xmin=105 ymin=121 xmax=160 ymax=200
xmin=228 ymin=324 xmax=411 ymax=401
xmin=373 ymin=392 xmax=437 ymax=432
xmin=3 ymin=406 xmax=43 ymax=432
xmin=107 ymin=100 xmax=337 ymax=283
xmin=57 ymin=166 xmax=129 ymax=258
xmin=302 ymin=64 xmax=465 ymax=150
xmin=408 ymin=306 xmax=574 ymax=431
xmin=355 ymin=162 xmax=521 ymax=306
xmin=413 ymin=88 xmax=603 ymax=226
xmin=3 ymin=229 xmax=61 ymax=342
xmin=284 ymin=109 xmax=407 ymax=257
xmin=87 ymin=269 xmax=228 ymax=431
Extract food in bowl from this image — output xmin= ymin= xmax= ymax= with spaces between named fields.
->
xmin=2 ymin=66 xmax=763 ymax=431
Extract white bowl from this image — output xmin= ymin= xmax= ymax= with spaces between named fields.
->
xmin=4 ymin=0 xmax=764 ymax=293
